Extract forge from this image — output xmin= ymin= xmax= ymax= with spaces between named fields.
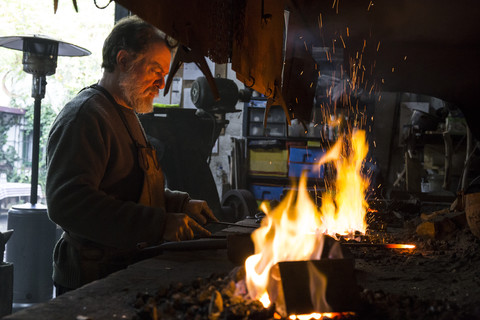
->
xmin=3 ymin=211 xmax=480 ymax=320
xmin=2 ymin=1 xmax=480 ymax=319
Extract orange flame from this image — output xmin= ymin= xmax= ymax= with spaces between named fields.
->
xmin=319 ymin=129 xmax=369 ymax=238
xmin=245 ymin=129 xmax=370 ymax=316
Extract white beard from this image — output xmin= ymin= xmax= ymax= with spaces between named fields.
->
xmin=119 ymin=70 xmax=157 ymax=114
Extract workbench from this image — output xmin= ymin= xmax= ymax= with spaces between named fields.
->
xmin=3 ymin=249 xmax=236 ymax=320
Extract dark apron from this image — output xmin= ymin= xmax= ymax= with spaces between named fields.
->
xmin=61 ymin=84 xmax=166 ymax=285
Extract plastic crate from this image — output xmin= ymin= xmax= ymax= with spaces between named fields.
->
xmin=289 ymin=147 xmax=325 ymax=163
xmin=288 ymin=162 xmax=324 ymax=178
xmin=288 ymin=147 xmax=325 ymax=178
xmin=250 ymin=184 xmax=285 ymax=201
xmin=249 ymin=149 xmax=288 ymax=177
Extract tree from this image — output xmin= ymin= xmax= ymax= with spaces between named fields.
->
xmin=0 ymin=112 xmax=21 ymax=181
xmin=0 ymin=0 xmax=115 ymax=189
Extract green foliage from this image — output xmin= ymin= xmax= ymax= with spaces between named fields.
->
xmin=0 ymin=0 xmax=115 ymax=189
xmin=0 ymin=117 xmax=20 ymax=180
xmin=19 ymin=100 xmax=59 ymax=189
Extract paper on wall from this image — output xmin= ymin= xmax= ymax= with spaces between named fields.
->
xmin=183 ymin=58 xmax=215 ymax=80
xmin=183 ymin=88 xmax=197 ymax=109
xmin=171 ymin=77 xmax=182 ymax=105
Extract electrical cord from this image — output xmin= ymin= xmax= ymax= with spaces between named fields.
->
xmin=94 ymin=0 xmax=113 ymax=9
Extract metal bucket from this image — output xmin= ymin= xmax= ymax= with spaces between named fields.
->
xmin=465 ymin=192 xmax=480 ymax=238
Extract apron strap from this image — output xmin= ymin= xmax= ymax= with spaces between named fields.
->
xmin=88 ymin=84 xmax=149 ymax=146
xmin=88 ymin=84 xmax=166 ymax=208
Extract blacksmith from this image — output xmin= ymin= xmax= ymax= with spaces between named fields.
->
xmin=46 ymin=15 xmax=217 ymax=295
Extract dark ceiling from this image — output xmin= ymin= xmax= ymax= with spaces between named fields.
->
xmin=114 ymin=0 xmax=480 ymax=139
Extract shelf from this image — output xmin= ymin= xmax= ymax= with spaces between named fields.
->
xmin=248 ymin=174 xmax=326 ymax=185
xmin=246 ymin=135 xmax=326 ymax=141
xmin=249 ymin=121 xmax=286 ymax=125
xmin=243 ymin=101 xmax=330 ymax=203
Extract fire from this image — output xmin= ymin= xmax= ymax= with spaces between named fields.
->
xmin=259 ymin=292 xmax=271 ymax=308
xmin=245 ymin=129 xmax=370 ymax=316
xmin=318 ymin=129 xmax=369 ymax=237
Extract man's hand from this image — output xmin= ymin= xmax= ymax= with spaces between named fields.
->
xmin=163 ymin=213 xmax=211 ymax=241
xmin=184 ymin=199 xmax=219 ymax=225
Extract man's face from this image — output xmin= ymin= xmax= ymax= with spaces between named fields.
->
xmin=119 ymin=41 xmax=171 ymax=113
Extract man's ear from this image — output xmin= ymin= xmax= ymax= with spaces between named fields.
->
xmin=116 ymin=49 xmax=130 ymax=71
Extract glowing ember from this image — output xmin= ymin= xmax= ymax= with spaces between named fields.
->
xmin=385 ymin=244 xmax=416 ymax=249
xmin=245 ymin=129 xmax=370 ymax=317
xmin=289 ymin=312 xmax=355 ymax=320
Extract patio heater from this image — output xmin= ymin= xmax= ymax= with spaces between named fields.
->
xmin=0 ymin=35 xmax=90 ymax=307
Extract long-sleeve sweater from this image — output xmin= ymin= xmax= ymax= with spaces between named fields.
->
xmin=46 ymin=86 xmax=189 ymax=288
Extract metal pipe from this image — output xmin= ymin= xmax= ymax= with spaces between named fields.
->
xmin=30 ymin=97 xmax=41 ymax=205
xmin=30 ymin=75 xmax=46 ymax=205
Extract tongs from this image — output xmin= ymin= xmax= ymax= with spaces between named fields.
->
xmin=208 ymin=221 xmax=257 ymax=229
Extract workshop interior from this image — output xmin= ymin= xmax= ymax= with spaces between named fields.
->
xmin=1 ymin=1 xmax=480 ymax=319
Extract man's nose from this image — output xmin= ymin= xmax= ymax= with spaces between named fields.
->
xmin=154 ymin=78 xmax=165 ymax=90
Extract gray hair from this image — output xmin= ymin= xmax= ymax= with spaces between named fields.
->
xmin=101 ymin=15 xmax=169 ymax=72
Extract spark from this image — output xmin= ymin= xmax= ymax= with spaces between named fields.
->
xmin=376 ymin=41 xmax=381 ymax=52
xmin=346 ymin=27 xmax=350 ymax=37
xmin=367 ymin=1 xmax=374 ymax=11
xmin=318 ymin=13 xmax=323 ymax=29
xmin=332 ymin=0 xmax=340 ymax=13
xmin=152 ymin=306 xmax=158 ymax=320
xmin=340 ymin=35 xmax=346 ymax=48
xmin=324 ymin=50 xmax=330 ymax=62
